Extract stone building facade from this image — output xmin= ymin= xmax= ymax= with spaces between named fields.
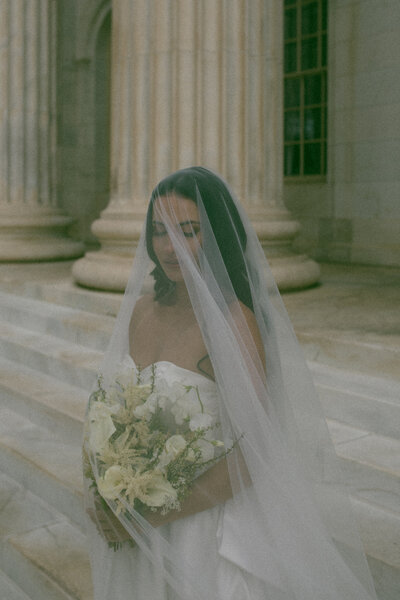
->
xmin=1 ymin=0 xmax=399 ymax=291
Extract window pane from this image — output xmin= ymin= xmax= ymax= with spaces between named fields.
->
xmin=285 ymin=111 xmax=301 ymax=141
xmin=304 ymin=73 xmax=322 ymax=104
xmin=301 ymin=37 xmax=318 ymax=70
xmin=284 ymin=42 xmax=297 ymax=73
xmin=302 ymin=2 xmax=318 ymax=35
xmin=284 ymin=8 xmax=297 ymax=40
xmin=284 ymin=77 xmax=300 ymax=108
xmin=283 ymin=0 xmax=328 ymax=178
xmin=304 ymin=142 xmax=321 ymax=174
xmin=284 ymin=145 xmax=300 ymax=176
xmin=304 ymin=108 xmax=321 ymax=140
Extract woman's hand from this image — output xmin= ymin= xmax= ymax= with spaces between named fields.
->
xmin=87 ymin=500 xmax=135 ymax=545
xmin=144 ymin=449 xmax=251 ymax=528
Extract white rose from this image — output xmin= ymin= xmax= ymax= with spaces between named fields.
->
xmin=88 ymin=402 xmax=118 ymax=453
xmin=133 ymin=393 xmax=159 ymax=420
xmin=189 ymin=413 xmax=213 ymax=431
xmin=171 ymin=387 xmax=203 ymax=425
xmin=157 ymin=434 xmax=187 ymax=470
xmin=141 ymin=470 xmax=178 ymax=507
xmin=97 ymin=465 xmax=126 ymax=500
xmin=194 ymin=439 xmax=215 ymax=462
xmin=154 ymin=379 xmax=186 ymax=410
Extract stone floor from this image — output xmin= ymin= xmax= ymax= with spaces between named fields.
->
xmin=0 ymin=259 xmax=399 ymax=347
xmin=284 ymin=262 xmax=400 ymax=339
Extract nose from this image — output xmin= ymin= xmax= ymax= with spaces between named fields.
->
xmin=161 ymin=233 xmax=175 ymax=254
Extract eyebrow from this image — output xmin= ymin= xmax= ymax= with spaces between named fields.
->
xmin=152 ymin=220 xmax=201 ymax=226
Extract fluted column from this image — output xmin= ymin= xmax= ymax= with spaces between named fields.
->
xmin=0 ymin=0 xmax=83 ymax=261
xmin=73 ymin=0 xmax=162 ymax=289
xmin=74 ymin=0 xmax=319 ymax=291
xmin=242 ymin=0 xmax=320 ymax=288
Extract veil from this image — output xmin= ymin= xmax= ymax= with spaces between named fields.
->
xmin=83 ymin=167 xmax=378 ymax=600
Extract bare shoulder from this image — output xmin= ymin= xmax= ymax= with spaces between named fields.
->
xmin=231 ymin=300 xmax=266 ymax=369
xmin=129 ymin=294 xmax=155 ymax=332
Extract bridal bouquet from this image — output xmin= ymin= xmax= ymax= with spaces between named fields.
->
xmin=84 ymin=365 xmax=231 ymax=548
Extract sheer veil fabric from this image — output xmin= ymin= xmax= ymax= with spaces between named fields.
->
xmin=83 ymin=167 xmax=378 ymax=599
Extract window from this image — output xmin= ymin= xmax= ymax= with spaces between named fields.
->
xmin=284 ymin=0 xmax=327 ymax=177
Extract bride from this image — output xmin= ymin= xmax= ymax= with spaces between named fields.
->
xmin=83 ymin=167 xmax=378 ymax=599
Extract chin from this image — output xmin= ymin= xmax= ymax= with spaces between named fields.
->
xmin=162 ymin=263 xmax=184 ymax=282
xmin=165 ymin=271 xmax=184 ymax=283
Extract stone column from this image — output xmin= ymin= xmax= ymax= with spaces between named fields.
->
xmin=241 ymin=0 xmax=320 ymax=289
xmin=0 ymin=0 xmax=83 ymax=261
xmin=72 ymin=0 xmax=156 ymax=289
xmin=73 ymin=0 xmax=319 ymax=291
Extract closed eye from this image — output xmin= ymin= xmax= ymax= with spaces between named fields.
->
xmin=179 ymin=221 xmax=201 ymax=238
xmin=152 ymin=223 xmax=167 ymax=236
xmin=152 ymin=221 xmax=200 ymax=238
xmin=181 ymin=228 xmax=199 ymax=238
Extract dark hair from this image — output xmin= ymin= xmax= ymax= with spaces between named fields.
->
xmin=146 ymin=166 xmax=253 ymax=310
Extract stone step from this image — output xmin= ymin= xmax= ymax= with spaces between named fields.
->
xmin=0 ymin=472 xmax=92 ymax=600
xmin=0 ymin=357 xmax=85 ymax=445
xmin=0 ymin=408 xmax=84 ymax=528
xmin=1 ymin=395 xmax=399 ymax=540
xmin=4 ymin=521 xmax=92 ymax=600
xmin=20 ymin=280 xmax=400 ymax=382
xmin=298 ymin=329 xmax=400 ymax=381
xmin=0 ymin=320 xmax=101 ymax=392
xmin=0 ymin=291 xmax=113 ymax=352
xmin=22 ymin=280 xmax=122 ymax=318
xmin=1 ymin=290 xmax=398 ymax=443
xmin=353 ymin=497 xmax=400 ymax=600
xmin=0 ymin=570 xmax=32 ymax=600
xmin=1 ymin=357 xmax=398 ymax=522
xmin=0 ymin=407 xmax=398 ymax=598
xmin=327 ymin=419 xmax=400 ymax=515
xmin=310 ymin=362 xmax=400 ymax=439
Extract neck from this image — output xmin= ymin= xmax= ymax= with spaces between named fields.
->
xmin=173 ymin=281 xmax=192 ymax=307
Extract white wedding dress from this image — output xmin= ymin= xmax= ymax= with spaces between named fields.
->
xmin=85 ymin=167 xmax=378 ymax=600
xmin=87 ymin=357 xmax=269 ymax=600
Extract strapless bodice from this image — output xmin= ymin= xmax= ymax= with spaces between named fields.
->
xmin=120 ymin=354 xmax=221 ymax=434
xmin=123 ymin=354 xmax=215 ymax=388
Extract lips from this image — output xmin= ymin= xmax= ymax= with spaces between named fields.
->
xmin=163 ymin=259 xmax=180 ymax=267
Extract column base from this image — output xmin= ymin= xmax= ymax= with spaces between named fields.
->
xmin=72 ymin=250 xmax=134 ymax=291
xmin=72 ymin=204 xmax=145 ymax=290
xmin=73 ymin=206 xmax=320 ymax=293
xmin=0 ymin=214 xmax=85 ymax=261
xmin=73 ymin=248 xmax=320 ymax=293
xmin=268 ymin=253 xmax=320 ymax=291
xmin=250 ymin=207 xmax=320 ymax=291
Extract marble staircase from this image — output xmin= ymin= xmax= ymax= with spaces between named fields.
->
xmin=0 ymin=273 xmax=399 ymax=600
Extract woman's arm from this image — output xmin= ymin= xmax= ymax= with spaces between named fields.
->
xmin=147 ymin=448 xmax=250 ymax=528
xmin=148 ymin=303 xmax=263 ymax=528
xmin=87 ymin=499 xmax=133 ymax=543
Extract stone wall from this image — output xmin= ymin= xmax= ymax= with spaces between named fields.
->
xmin=284 ymin=0 xmax=400 ymax=267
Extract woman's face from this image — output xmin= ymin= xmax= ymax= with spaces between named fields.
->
xmin=152 ymin=194 xmax=201 ymax=282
